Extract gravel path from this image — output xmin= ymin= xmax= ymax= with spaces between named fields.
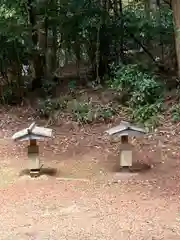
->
xmin=0 ymin=108 xmax=180 ymax=239
xmin=0 ymin=177 xmax=180 ymax=240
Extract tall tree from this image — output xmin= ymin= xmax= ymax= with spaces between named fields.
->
xmin=172 ymin=0 xmax=180 ymax=77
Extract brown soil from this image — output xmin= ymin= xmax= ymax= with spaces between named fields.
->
xmin=0 ymin=106 xmax=180 ymax=239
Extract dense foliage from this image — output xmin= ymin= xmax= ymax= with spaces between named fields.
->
xmin=109 ymin=64 xmax=164 ymax=125
xmin=0 ymin=0 xmax=178 ymax=125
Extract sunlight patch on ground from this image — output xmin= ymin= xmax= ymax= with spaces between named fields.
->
xmin=0 ymin=167 xmax=18 ymax=187
xmin=53 ymin=154 xmax=104 ymax=179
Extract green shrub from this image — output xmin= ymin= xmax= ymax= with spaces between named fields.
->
xmin=109 ymin=64 xmax=164 ymax=126
xmin=36 ymin=96 xmax=69 ymax=118
xmin=109 ymin=64 xmax=140 ymax=92
xmin=170 ymin=104 xmax=180 ymax=122
xmin=110 ymin=64 xmax=163 ymax=106
xmin=132 ymin=101 xmax=163 ymax=123
xmin=68 ymin=80 xmax=76 ymax=90
xmin=42 ymin=79 xmax=58 ymax=96
xmin=67 ymin=99 xmax=116 ymax=124
xmin=98 ymin=104 xmax=116 ymax=120
xmin=37 ymin=98 xmax=95 ymax=122
xmin=0 ymin=85 xmax=22 ymax=105
xmin=36 ymin=98 xmax=56 ymax=118
xmin=129 ymin=73 xmax=163 ymax=107
xmin=67 ymin=100 xmax=93 ymax=123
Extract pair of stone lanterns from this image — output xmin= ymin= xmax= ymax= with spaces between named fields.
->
xmin=12 ymin=121 xmax=146 ymax=177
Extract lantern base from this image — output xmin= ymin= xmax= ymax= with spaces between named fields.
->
xmin=30 ymin=169 xmax=40 ymax=178
xmin=120 ymin=166 xmax=131 ymax=170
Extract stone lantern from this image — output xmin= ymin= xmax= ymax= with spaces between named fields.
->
xmin=12 ymin=122 xmax=53 ymax=177
xmin=105 ymin=121 xmax=146 ymax=169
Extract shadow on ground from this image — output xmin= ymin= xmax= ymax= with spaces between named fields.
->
xmin=112 ymin=162 xmax=152 ymax=174
xmin=19 ymin=167 xmax=58 ymax=177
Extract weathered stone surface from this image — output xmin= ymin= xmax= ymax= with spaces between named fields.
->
xmin=105 ymin=121 xmax=146 ymax=137
xmin=12 ymin=122 xmax=53 ymax=141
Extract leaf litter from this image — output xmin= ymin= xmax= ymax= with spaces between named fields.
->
xmin=0 ymin=106 xmax=179 ymax=239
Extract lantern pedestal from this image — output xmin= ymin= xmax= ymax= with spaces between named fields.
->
xmin=120 ymin=147 xmax=132 ymax=168
xmin=120 ymin=136 xmax=132 ymax=168
xmin=28 ymin=140 xmax=40 ymax=177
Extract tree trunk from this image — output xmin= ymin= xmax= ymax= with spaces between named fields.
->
xmin=119 ymin=0 xmax=125 ymax=63
xmin=52 ymin=25 xmax=57 ymax=72
xmin=46 ymin=0 xmax=58 ymax=76
xmin=27 ymin=0 xmax=46 ymax=90
xmin=73 ymin=41 xmax=81 ymax=78
xmin=144 ymin=0 xmax=151 ymax=49
xmin=172 ymin=0 xmax=180 ymax=77
xmin=38 ymin=16 xmax=48 ymax=78
xmin=95 ymin=21 xmax=101 ymax=84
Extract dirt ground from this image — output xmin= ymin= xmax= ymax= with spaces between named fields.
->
xmin=0 ymin=107 xmax=180 ymax=239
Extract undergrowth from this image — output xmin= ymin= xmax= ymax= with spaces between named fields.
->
xmin=36 ymin=97 xmax=118 ymax=124
xmin=170 ymin=103 xmax=180 ymax=122
xmin=108 ymin=64 xmax=164 ymax=127
xmin=36 ymin=64 xmax=165 ymax=127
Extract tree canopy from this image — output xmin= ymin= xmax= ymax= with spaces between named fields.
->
xmin=0 ymin=0 xmax=178 ymax=108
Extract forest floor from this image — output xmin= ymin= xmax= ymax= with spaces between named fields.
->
xmin=0 ymin=104 xmax=180 ymax=240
